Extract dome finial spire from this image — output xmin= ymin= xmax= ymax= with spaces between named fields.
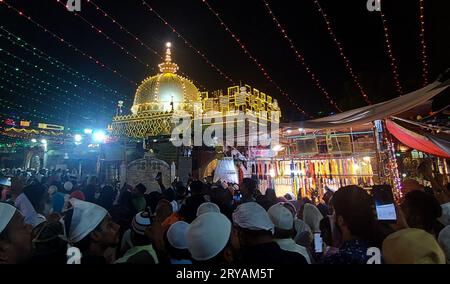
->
xmin=165 ymin=42 xmax=172 ymax=62
xmin=159 ymin=42 xmax=179 ymax=73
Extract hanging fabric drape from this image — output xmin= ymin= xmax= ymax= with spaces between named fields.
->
xmin=282 ymin=76 xmax=449 ymax=130
xmin=385 ymin=119 xmax=450 ymax=159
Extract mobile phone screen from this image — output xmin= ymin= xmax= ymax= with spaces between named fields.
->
xmin=0 ymin=177 xmax=11 ymax=187
xmin=375 ymin=204 xmax=397 ymax=221
xmin=314 ymin=233 xmax=323 ymax=253
xmin=372 ymin=185 xmax=397 ymax=222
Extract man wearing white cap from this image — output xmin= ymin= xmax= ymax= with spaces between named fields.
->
xmin=196 ymin=202 xmax=220 ymax=216
xmin=166 ymin=221 xmax=192 ymax=264
xmin=64 ymin=181 xmax=74 ymax=193
xmin=186 ymin=212 xmax=234 ymax=264
xmin=10 ymin=177 xmax=38 ymax=227
xmin=232 ymin=202 xmax=307 ymax=265
xmin=0 ymin=202 xmax=33 ymax=264
xmin=268 ymin=203 xmax=311 ymax=263
xmin=116 ymin=211 xmax=158 ymax=264
xmin=63 ymin=199 xmax=120 ymax=264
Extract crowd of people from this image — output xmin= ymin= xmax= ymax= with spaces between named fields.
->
xmin=0 ymin=165 xmax=449 ymax=265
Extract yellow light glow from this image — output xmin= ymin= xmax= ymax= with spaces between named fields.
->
xmin=166 ymin=42 xmax=172 ymax=48
xmin=269 ymin=168 xmax=276 ymax=178
xmin=272 ymin=144 xmax=285 ymax=152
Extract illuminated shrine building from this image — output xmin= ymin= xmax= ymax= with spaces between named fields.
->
xmin=111 ymin=43 xmax=281 ymax=139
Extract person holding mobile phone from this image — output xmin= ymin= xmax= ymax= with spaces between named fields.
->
xmin=371 ymin=185 xmax=398 ymax=224
xmin=322 ymin=186 xmax=382 ymax=264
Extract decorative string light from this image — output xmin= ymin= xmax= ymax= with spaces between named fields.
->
xmin=262 ymin=0 xmax=342 ymax=112
xmin=0 ymin=68 xmax=69 ymax=106
xmin=312 ymin=0 xmax=371 ymax=105
xmin=85 ymin=0 xmax=160 ymax=58
xmin=85 ymin=0 xmax=208 ymax=91
xmin=0 ymin=60 xmax=109 ymax=117
xmin=0 ymin=68 xmax=110 ymax=121
xmin=385 ymin=136 xmax=403 ymax=199
xmin=0 ymin=75 xmax=66 ymax=113
xmin=0 ymin=26 xmax=127 ymax=101
xmin=0 ymin=79 xmax=94 ymax=124
xmin=0 ymin=0 xmax=138 ymax=86
xmin=139 ymin=0 xmax=235 ymax=85
xmin=202 ymin=0 xmax=310 ymax=117
xmin=0 ymin=61 xmax=84 ymax=108
xmin=54 ymin=0 xmax=156 ymax=73
xmin=0 ymin=48 xmax=115 ymax=109
xmin=0 ymin=65 xmax=78 ymax=107
xmin=0 ymin=112 xmax=21 ymax=121
xmin=380 ymin=11 xmax=403 ymax=94
xmin=418 ymin=0 xmax=429 ymax=86
xmin=0 ymin=49 xmax=112 ymax=110
xmin=0 ymin=96 xmax=60 ymax=122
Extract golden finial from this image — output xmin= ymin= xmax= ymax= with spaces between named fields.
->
xmin=159 ymin=42 xmax=179 ymax=73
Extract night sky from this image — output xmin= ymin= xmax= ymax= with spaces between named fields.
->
xmin=0 ymin=0 xmax=449 ymax=129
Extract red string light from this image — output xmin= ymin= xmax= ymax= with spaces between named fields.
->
xmin=85 ymin=0 xmax=160 ymax=59
xmin=1 ymin=0 xmax=138 ymax=86
xmin=54 ymin=0 xmax=155 ymax=73
xmin=380 ymin=11 xmax=403 ymax=94
xmin=139 ymin=0 xmax=235 ymax=85
xmin=202 ymin=0 xmax=311 ymax=117
xmin=261 ymin=0 xmax=341 ymax=112
xmin=84 ymin=0 xmax=208 ymax=91
xmin=312 ymin=0 xmax=371 ymax=105
xmin=0 ymin=26 xmax=128 ymax=102
xmin=418 ymin=0 xmax=429 ymax=86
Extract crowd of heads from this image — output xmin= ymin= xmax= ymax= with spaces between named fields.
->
xmin=1 ymin=167 xmax=450 ymax=265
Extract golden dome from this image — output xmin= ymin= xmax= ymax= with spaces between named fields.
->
xmin=131 ymin=42 xmax=201 ymax=114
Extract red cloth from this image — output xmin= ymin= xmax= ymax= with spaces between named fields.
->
xmin=386 ymin=120 xmax=450 ymax=159
xmin=239 ymin=167 xmax=244 ymax=184
xmin=70 ymin=190 xmax=85 ymax=201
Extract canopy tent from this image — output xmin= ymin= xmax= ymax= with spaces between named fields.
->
xmin=385 ymin=119 xmax=450 ymax=159
xmin=282 ymin=74 xmax=450 ymax=130
xmin=426 ymin=134 xmax=450 ymax=156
